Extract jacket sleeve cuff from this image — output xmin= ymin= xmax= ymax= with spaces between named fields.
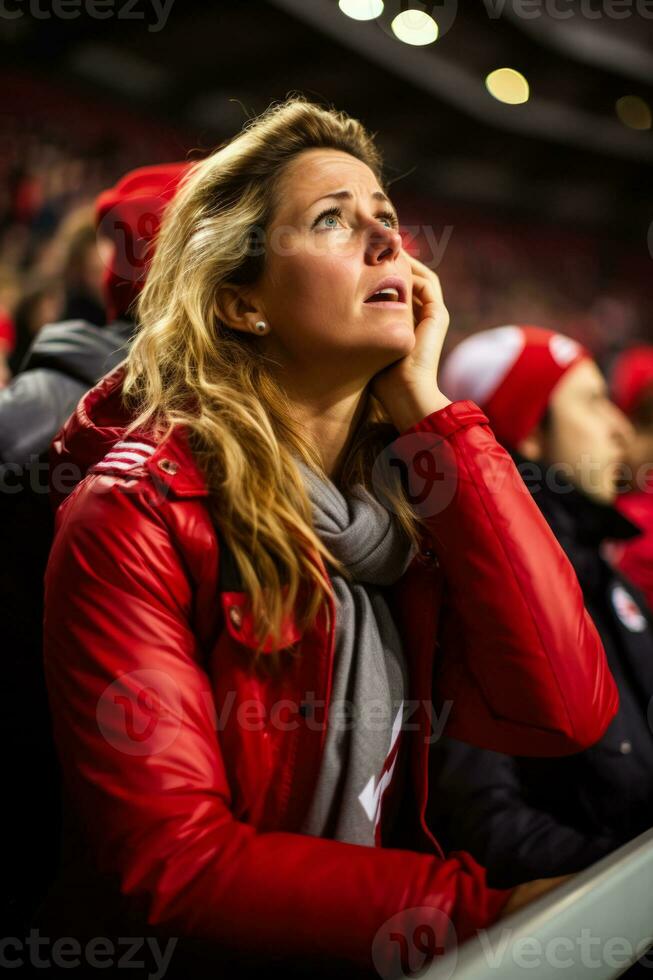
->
xmin=399 ymin=400 xmax=490 ymax=440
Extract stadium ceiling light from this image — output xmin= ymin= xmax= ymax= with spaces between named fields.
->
xmin=338 ymin=0 xmax=384 ymax=20
xmin=485 ymin=68 xmax=530 ymax=105
xmin=391 ymin=9 xmax=439 ymax=46
xmin=616 ymin=96 xmax=652 ymax=131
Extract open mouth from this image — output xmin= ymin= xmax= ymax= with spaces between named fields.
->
xmin=364 ymin=281 xmax=407 ymax=306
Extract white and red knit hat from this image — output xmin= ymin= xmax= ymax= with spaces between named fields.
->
xmin=441 ymin=325 xmax=591 ymax=449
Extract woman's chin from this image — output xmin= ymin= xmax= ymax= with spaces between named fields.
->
xmin=376 ymin=322 xmax=416 ymax=356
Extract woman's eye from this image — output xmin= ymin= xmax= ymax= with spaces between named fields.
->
xmin=311 ymin=206 xmax=398 ymax=231
xmin=376 ymin=210 xmax=400 ymax=229
xmin=313 ymin=207 xmax=342 ymax=230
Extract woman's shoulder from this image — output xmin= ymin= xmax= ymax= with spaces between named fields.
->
xmin=47 ymin=452 xmax=220 ymax=631
xmin=48 ymin=361 xmax=208 ymax=507
xmin=51 ymin=391 xmax=209 ymax=505
xmin=50 ymin=421 xmax=216 ymax=573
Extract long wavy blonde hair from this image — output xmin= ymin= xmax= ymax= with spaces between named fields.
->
xmin=122 ymin=96 xmax=421 ymax=661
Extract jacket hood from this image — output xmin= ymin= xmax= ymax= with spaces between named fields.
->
xmin=48 ymin=363 xmax=207 ymax=513
xmin=19 ymin=318 xmax=135 ymax=384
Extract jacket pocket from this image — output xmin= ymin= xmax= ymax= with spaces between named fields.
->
xmin=220 ymin=590 xmax=304 ymax=653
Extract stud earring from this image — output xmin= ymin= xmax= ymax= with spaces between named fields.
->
xmin=254 ymin=320 xmax=268 ymax=334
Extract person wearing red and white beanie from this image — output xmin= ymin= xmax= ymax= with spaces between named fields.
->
xmin=442 ymin=324 xmax=628 ymax=504
xmin=608 ymin=346 xmax=653 ymax=615
xmin=428 ymin=325 xmax=653 ymax=900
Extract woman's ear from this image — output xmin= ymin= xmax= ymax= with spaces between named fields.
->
xmin=214 ymin=284 xmax=262 ymax=334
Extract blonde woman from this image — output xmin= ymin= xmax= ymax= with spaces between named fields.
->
xmin=42 ymin=98 xmax=617 ymax=977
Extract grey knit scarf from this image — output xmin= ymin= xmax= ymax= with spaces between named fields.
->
xmin=295 ymin=458 xmax=418 ymax=845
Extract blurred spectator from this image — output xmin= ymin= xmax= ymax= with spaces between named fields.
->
xmin=427 ymin=326 xmax=653 ymax=890
xmin=608 ymin=347 xmax=653 ymax=613
xmin=61 ymin=223 xmax=105 ymax=325
xmin=53 ymin=204 xmax=107 ymax=327
xmin=9 ymin=277 xmax=64 ymax=375
xmin=0 ymin=159 xmax=190 ymax=937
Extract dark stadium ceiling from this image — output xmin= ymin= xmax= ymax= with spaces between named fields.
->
xmin=2 ymin=0 xmax=653 ymax=238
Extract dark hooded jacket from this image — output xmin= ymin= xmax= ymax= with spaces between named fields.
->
xmin=0 ymin=317 xmax=133 ymax=470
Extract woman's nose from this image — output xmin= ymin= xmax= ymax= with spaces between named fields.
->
xmin=364 ymin=222 xmax=402 ymax=264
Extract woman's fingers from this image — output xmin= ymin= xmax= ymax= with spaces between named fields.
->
xmin=404 ymin=252 xmax=445 ymax=312
xmin=408 ymin=256 xmax=444 ymax=305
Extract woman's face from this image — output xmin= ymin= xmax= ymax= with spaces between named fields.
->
xmin=250 ymin=148 xmax=415 ymax=381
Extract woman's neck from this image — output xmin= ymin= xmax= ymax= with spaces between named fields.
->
xmin=287 ymin=382 xmax=369 ymax=481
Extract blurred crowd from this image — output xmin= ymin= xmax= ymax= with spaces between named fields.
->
xmin=0 ymin=70 xmax=190 ymax=383
xmin=1 ymin=71 xmax=650 ymax=394
xmin=439 ymin=225 xmax=651 ymax=360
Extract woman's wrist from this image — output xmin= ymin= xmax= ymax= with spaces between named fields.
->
xmin=389 ymin=388 xmax=452 ymax=434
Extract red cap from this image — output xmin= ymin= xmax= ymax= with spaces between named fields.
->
xmin=441 ymin=325 xmax=591 ymax=449
xmin=95 ymin=161 xmax=192 ymax=322
xmin=610 ymin=346 xmax=653 ymax=419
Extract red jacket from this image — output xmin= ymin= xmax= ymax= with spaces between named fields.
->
xmin=43 ymin=365 xmax=618 ymax=975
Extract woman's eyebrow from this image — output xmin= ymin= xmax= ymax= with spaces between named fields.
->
xmin=307 ymin=189 xmax=396 ymax=212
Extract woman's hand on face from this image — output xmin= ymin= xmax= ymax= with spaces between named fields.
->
xmin=370 ymin=251 xmax=452 ymax=433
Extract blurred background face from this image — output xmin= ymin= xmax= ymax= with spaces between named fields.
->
xmin=535 ymin=359 xmax=633 ymax=504
xmin=250 ymin=148 xmax=415 ymax=384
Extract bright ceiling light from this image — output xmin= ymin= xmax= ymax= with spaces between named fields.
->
xmin=391 ymin=9 xmax=439 ymax=46
xmin=485 ymin=68 xmax=530 ymax=105
xmin=338 ymin=0 xmax=384 ymax=20
xmin=616 ymin=95 xmax=652 ymax=131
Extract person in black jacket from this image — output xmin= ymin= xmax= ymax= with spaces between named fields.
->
xmin=429 ymin=324 xmax=653 ymax=889
xmin=0 ymin=160 xmax=190 ymax=934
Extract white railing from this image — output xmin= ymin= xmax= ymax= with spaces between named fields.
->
xmin=438 ymin=828 xmax=653 ymax=979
